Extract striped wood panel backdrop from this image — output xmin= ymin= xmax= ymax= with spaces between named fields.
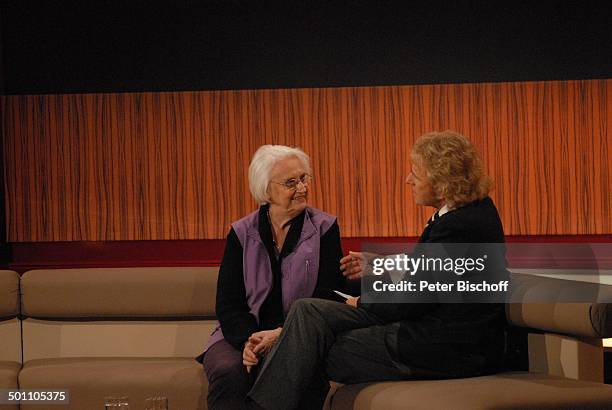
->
xmin=2 ymin=79 xmax=610 ymax=241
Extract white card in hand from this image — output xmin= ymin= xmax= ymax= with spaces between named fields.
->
xmin=333 ymin=290 xmax=355 ymax=300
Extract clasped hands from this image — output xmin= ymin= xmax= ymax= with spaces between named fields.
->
xmin=241 ymin=251 xmax=376 ymax=371
xmin=243 ymin=327 xmax=282 ymax=373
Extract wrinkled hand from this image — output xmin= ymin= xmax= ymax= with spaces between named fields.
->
xmin=250 ymin=327 xmax=282 ymax=357
xmin=340 ymin=251 xmax=378 ymax=279
xmin=345 ymin=296 xmax=359 ymax=308
xmin=243 ymin=339 xmax=259 ymax=373
xmin=243 ymin=328 xmax=283 ymax=372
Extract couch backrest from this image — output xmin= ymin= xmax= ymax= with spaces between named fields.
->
xmin=20 ymin=267 xmax=219 ymax=361
xmin=506 ymin=271 xmax=612 ymax=338
xmin=506 ymin=271 xmax=612 ymax=382
xmin=0 ymin=270 xmax=21 ymax=363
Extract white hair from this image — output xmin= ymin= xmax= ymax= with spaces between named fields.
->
xmin=248 ymin=145 xmax=311 ymax=204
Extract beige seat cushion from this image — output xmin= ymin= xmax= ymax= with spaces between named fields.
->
xmin=331 ymin=372 xmax=612 ymax=410
xmin=22 ymin=319 xmax=216 ymax=361
xmin=0 ymin=360 xmax=20 ymax=388
xmin=0 ymin=318 xmax=22 ymax=362
xmin=19 ymin=357 xmax=207 ymax=410
xmin=0 ymin=361 xmax=20 ymax=410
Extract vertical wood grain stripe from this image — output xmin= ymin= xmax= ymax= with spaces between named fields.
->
xmin=1 ymin=79 xmax=610 ymax=241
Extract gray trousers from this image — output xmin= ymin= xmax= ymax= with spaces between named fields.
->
xmin=247 ymin=298 xmax=411 ymax=410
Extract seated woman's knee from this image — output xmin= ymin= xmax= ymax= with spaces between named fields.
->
xmin=215 ymin=359 xmax=247 ymax=382
xmin=289 ymin=298 xmax=317 ymax=314
xmin=204 ymin=349 xmax=247 ymax=384
xmin=290 ymin=297 xmax=334 ymax=316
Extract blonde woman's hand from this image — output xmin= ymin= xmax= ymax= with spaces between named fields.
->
xmin=340 ymin=251 xmax=379 ymax=279
xmin=345 ymin=296 xmax=360 ymax=308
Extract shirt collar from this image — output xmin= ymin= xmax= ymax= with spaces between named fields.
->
xmin=438 ymin=204 xmax=450 ymax=217
xmin=258 ymin=204 xmax=305 ymax=258
xmin=431 ymin=203 xmax=450 ymax=221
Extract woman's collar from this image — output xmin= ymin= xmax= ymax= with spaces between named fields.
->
xmin=438 ymin=203 xmax=450 ymax=217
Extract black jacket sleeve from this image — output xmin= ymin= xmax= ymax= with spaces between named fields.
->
xmin=312 ymin=221 xmax=354 ymax=302
xmin=357 ymin=215 xmax=464 ymax=322
xmin=215 ymin=228 xmax=259 ymax=350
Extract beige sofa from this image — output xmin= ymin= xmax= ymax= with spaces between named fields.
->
xmin=18 ymin=267 xmax=217 ymax=410
xmin=330 ymin=272 xmax=612 ymax=409
xmin=2 ymin=267 xmax=612 ymax=409
xmin=332 ymin=305 xmax=612 ymax=409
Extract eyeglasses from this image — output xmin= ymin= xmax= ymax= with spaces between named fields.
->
xmin=271 ymin=174 xmax=313 ymax=190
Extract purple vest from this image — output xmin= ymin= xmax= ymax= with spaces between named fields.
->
xmin=206 ymin=207 xmax=337 ymax=350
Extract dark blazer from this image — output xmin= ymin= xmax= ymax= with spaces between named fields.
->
xmin=360 ymin=196 xmax=507 ymax=378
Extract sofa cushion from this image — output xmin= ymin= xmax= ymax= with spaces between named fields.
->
xmin=19 ymin=357 xmax=206 ymax=410
xmin=21 ymin=267 xmax=217 ymax=318
xmin=22 ymin=319 xmax=217 ymax=361
xmin=331 ymin=373 xmax=612 ymax=410
xmin=0 ymin=270 xmax=19 ymax=319
xmin=0 ymin=361 xmax=20 ymax=410
xmin=507 ymin=271 xmax=612 ymax=338
xmin=0 ymin=318 xmax=22 ymax=362
xmin=0 ymin=360 xmax=20 ymax=388
xmin=0 ymin=271 xmax=22 ymax=366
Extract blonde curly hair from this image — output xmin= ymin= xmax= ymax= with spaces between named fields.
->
xmin=411 ymin=131 xmax=491 ymax=209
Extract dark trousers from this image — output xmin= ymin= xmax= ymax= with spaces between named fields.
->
xmin=247 ymin=298 xmax=412 ymax=410
xmin=203 ymin=339 xmax=254 ymax=410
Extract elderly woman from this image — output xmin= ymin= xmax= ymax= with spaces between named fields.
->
xmin=200 ymin=145 xmax=350 ymax=410
xmin=246 ymin=131 xmax=508 ymax=409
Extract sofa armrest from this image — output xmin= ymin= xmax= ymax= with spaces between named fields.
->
xmin=507 ymin=272 xmax=612 ymax=382
xmin=507 ymin=272 xmax=612 ymax=338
